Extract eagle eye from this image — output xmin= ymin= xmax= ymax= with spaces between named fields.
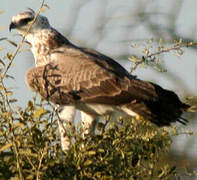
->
xmin=20 ymin=17 xmax=34 ymax=26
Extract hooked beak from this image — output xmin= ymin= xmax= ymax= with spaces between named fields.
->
xmin=9 ymin=22 xmax=17 ymax=32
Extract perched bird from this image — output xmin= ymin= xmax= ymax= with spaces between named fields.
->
xmin=10 ymin=10 xmax=189 ymax=150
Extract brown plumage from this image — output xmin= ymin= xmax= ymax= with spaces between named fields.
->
xmin=26 ymin=44 xmax=189 ymax=126
xmin=10 ymin=10 xmax=189 ymax=127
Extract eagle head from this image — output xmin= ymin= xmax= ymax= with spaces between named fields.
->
xmin=9 ymin=9 xmax=50 ymax=35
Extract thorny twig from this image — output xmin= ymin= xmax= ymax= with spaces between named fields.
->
xmin=2 ymin=0 xmax=46 ymax=79
xmin=130 ymin=40 xmax=197 ymax=73
xmin=0 ymin=1 xmax=46 ymax=179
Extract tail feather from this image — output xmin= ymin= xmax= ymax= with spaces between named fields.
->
xmin=123 ymin=82 xmax=190 ymax=127
xmin=177 ymin=117 xmax=188 ymax=125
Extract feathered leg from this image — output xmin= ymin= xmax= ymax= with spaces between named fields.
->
xmin=58 ymin=105 xmax=76 ymax=152
xmin=81 ymin=111 xmax=97 ymax=138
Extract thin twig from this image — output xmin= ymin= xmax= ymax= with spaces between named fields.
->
xmin=145 ymin=42 xmax=197 ymax=59
xmin=36 ymin=147 xmax=47 ymax=180
xmin=130 ymin=41 xmax=197 ymax=73
xmin=0 ymin=1 xmax=46 ymax=179
xmin=2 ymin=0 xmax=46 ymax=79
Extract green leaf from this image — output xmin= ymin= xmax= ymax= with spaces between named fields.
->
xmin=0 ymin=37 xmax=7 ymax=41
xmin=7 ymin=52 xmax=13 ymax=60
xmin=6 ymin=91 xmax=13 ymax=96
xmin=33 ymin=107 xmax=49 ymax=119
xmin=0 ymin=59 xmax=5 ymax=68
xmin=0 ymin=143 xmax=12 ymax=153
xmin=8 ymin=99 xmax=17 ymax=103
xmin=0 ymin=85 xmax=4 ymax=90
xmin=6 ymin=39 xmax=18 ymax=47
xmin=84 ymin=159 xmax=93 ymax=166
xmin=87 ymin=150 xmax=96 ymax=156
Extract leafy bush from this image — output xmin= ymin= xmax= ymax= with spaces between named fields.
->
xmin=0 ymin=90 xmax=183 ymax=180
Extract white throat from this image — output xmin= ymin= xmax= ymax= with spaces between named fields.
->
xmin=25 ymin=29 xmax=54 ymax=66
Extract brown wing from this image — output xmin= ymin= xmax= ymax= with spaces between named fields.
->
xmin=26 ymin=47 xmax=189 ymax=126
xmin=26 ymin=48 xmax=158 ymax=106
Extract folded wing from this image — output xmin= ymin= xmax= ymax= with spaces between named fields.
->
xmin=26 ymin=47 xmax=189 ymax=126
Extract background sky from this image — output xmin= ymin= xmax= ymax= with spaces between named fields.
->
xmin=1 ymin=0 xmax=197 ymax=171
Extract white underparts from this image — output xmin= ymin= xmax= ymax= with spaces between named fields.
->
xmin=81 ymin=111 xmax=97 ymax=137
xmin=76 ymin=102 xmax=138 ymax=117
xmin=58 ymin=105 xmax=76 ymax=152
xmin=58 ymin=103 xmax=138 ymax=152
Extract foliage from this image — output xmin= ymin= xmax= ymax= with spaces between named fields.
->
xmin=129 ymin=38 xmax=197 ymax=73
xmin=0 ymin=94 xmax=180 ymax=180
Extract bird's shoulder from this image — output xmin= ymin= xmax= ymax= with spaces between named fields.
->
xmin=51 ymin=44 xmax=136 ymax=80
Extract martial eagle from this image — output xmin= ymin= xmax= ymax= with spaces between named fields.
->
xmin=9 ymin=10 xmax=189 ymax=151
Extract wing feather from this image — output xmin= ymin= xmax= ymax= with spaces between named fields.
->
xmin=26 ymin=46 xmax=189 ymax=126
xmin=26 ymin=52 xmax=158 ymax=106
